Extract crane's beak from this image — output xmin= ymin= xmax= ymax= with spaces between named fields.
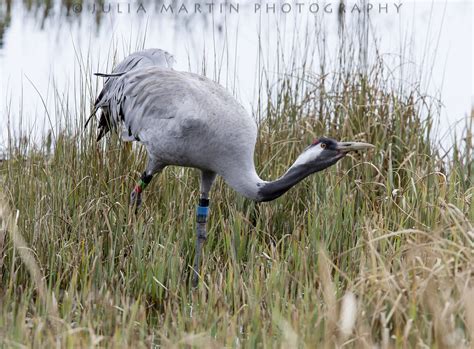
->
xmin=336 ymin=141 xmax=375 ymax=153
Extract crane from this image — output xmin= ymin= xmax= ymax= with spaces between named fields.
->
xmin=88 ymin=49 xmax=374 ymax=286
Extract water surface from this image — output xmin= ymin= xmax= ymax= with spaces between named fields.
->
xmin=0 ymin=0 xmax=472 ymax=153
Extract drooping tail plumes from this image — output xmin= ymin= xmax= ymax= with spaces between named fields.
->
xmin=87 ymin=48 xmax=175 ymax=141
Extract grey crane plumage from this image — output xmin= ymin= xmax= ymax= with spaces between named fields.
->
xmin=91 ymin=48 xmax=374 ymax=286
xmin=90 ymin=49 xmax=175 ymax=140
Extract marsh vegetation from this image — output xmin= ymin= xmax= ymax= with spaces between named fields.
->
xmin=0 ymin=1 xmax=473 ymax=348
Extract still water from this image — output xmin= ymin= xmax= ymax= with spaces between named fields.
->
xmin=0 ymin=0 xmax=472 ymax=153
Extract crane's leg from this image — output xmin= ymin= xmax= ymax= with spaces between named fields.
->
xmin=192 ymin=170 xmax=216 ymax=287
xmin=130 ymin=158 xmax=163 ymax=214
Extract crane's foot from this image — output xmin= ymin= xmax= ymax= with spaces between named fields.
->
xmin=192 ymin=201 xmax=209 ymax=287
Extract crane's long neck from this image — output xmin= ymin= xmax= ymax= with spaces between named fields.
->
xmin=257 ymin=164 xmax=315 ymax=202
xmin=222 ymin=158 xmax=315 ymax=203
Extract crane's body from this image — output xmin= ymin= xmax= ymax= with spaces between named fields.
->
xmin=96 ymin=66 xmax=266 ymax=200
xmin=91 ymin=49 xmax=374 ymax=286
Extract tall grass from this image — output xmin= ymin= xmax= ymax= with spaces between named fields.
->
xmin=1 ymin=15 xmax=473 ymax=349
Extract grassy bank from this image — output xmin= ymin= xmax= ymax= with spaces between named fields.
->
xmin=1 ymin=44 xmax=473 ymax=348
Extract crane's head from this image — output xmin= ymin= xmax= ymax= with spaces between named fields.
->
xmin=292 ymin=137 xmax=374 ymax=173
xmin=257 ymin=137 xmax=374 ymax=202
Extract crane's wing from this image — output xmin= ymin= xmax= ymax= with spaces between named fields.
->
xmin=104 ymin=48 xmax=175 ymax=77
xmin=89 ymin=48 xmax=175 ymax=141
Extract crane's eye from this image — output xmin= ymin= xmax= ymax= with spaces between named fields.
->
xmin=320 ymin=143 xmax=326 ymax=149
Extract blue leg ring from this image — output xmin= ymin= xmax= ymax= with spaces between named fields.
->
xmin=196 ymin=205 xmax=209 ymax=223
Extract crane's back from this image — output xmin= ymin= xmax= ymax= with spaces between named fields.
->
xmin=100 ymin=67 xmax=259 ymax=177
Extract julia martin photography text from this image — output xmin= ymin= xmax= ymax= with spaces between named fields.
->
xmin=75 ymin=2 xmax=404 ymax=15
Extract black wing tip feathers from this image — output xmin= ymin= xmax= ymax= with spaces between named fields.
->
xmin=84 ymin=111 xmax=96 ymax=129
xmin=94 ymin=72 xmax=127 ymax=78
